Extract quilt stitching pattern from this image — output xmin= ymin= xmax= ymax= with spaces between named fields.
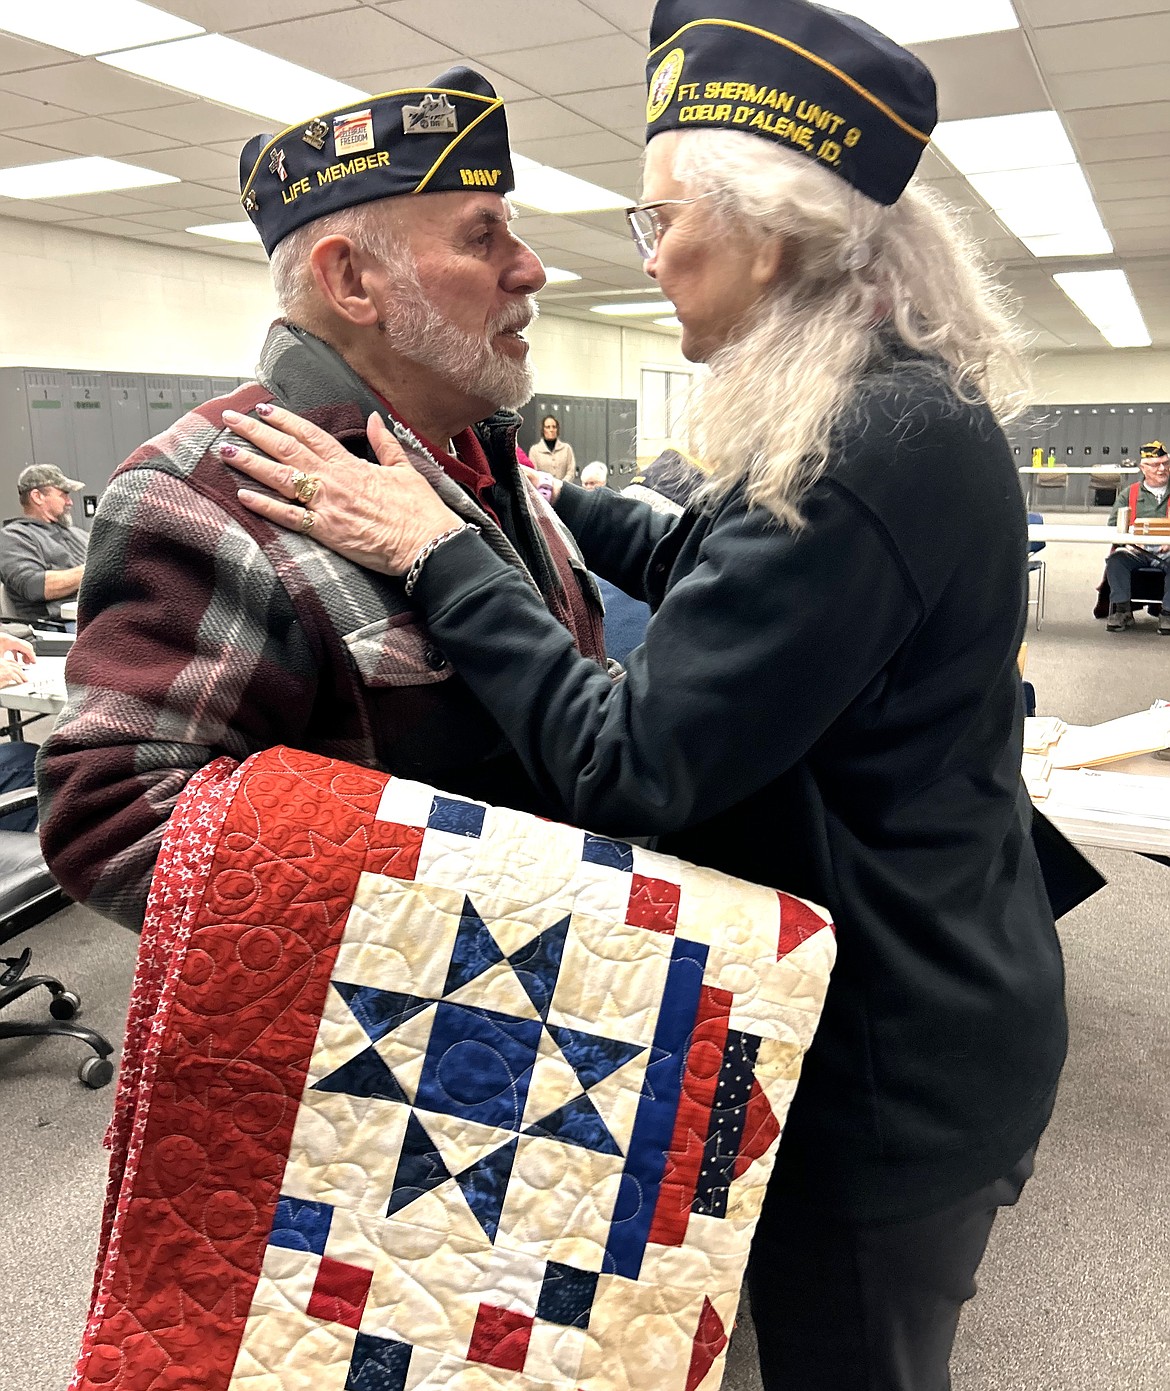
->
xmin=71 ymin=748 xmax=835 ymax=1391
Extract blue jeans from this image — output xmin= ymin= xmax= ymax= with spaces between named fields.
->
xmin=1105 ymin=548 xmax=1170 ymax=604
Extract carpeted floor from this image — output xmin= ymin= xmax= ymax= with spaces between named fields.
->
xmin=2 ymin=515 xmax=1167 ymax=1390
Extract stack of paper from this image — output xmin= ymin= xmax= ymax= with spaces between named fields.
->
xmin=1022 ymin=753 xmax=1053 ymax=799
xmin=1050 ymin=708 xmax=1170 ymax=769
xmin=1024 ymin=717 xmax=1067 ymax=754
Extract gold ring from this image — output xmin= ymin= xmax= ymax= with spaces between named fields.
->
xmin=298 ymin=508 xmax=317 ymax=534
xmin=292 ymin=472 xmax=321 ymax=505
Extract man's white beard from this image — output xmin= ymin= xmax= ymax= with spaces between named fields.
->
xmin=377 ymin=258 xmax=537 ymax=412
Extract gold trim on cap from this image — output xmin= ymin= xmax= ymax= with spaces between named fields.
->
xmin=413 ymin=99 xmax=505 ymax=193
xmin=239 ymin=84 xmax=499 ymax=206
xmin=647 ymin=18 xmax=932 ymax=144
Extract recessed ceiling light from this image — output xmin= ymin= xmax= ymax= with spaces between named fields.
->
xmin=541 ymin=267 xmax=581 ymax=285
xmin=0 ymin=0 xmax=202 ymax=56
xmin=187 ymin=222 xmax=262 ymax=244
xmin=932 ymin=112 xmax=1075 ymax=177
xmin=0 ymin=157 xmax=178 ymax=200
xmin=100 ymin=33 xmax=369 ymax=125
xmin=591 ymin=301 xmax=674 ymax=316
xmin=831 ymin=0 xmax=1018 ymax=44
xmin=1053 ymin=270 xmax=1151 ymax=349
xmin=512 ymin=155 xmax=627 ymax=214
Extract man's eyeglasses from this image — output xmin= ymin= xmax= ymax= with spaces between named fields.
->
xmin=625 ymin=193 xmax=716 ymax=261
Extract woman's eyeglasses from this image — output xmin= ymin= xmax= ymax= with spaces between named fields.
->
xmin=625 ymin=193 xmax=715 ymax=260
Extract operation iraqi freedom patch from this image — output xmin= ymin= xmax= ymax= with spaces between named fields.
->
xmin=647 ymin=47 xmax=685 ymax=123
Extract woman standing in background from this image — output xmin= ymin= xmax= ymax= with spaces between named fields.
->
xmin=529 ymin=414 xmax=576 ymax=481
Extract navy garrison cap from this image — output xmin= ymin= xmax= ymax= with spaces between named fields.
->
xmin=645 ymin=0 xmax=937 ymax=205
xmin=239 ymin=65 xmax=514 ymax=255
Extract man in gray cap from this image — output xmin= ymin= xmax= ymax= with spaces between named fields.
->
xmin=0 ymin=464 xmax=88 ymax=623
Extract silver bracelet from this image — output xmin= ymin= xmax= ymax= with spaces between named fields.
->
xmin=403 ymin=523 xmax=479 ymax=598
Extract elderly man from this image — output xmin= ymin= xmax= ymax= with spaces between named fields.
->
xmin=1105 ymin=439 xmax=1170 ymax=632
xmin=36 ymin=67 xmax=605 ymax=929
xmin=579 ymin=461 xmax=608 ymax=490
xmin=0 ymin=464 xmax=88 ymax=623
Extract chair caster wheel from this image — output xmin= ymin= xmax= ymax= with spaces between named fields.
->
xmin=50 ymin=990 xmax=81 ymax=1020
xmin=79 ymin=1056 xmax=114 ymax=1089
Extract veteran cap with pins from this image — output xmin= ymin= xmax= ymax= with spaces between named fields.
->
xmin=239 ymin=65 xmax=515 ymax=255
xmin=1140 ymin=440 xmax=1168 ymax=461
xmin=644 ymin=0 xmax=937 ymax=206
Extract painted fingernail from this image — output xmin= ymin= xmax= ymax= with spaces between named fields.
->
xmin=255 ymin=401 xmax=274 ymax=417
xmin=222 ymin=408 xmax=242 ymax=421
xmin=220 ymin=443 xmax=238 ymax=459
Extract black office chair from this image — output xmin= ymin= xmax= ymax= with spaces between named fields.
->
xmin=0 ymin=785 xmax=115 ymax=1088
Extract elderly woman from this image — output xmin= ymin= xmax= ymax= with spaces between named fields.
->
xmin=225 ymin=2 xmax=1067 ymax=1387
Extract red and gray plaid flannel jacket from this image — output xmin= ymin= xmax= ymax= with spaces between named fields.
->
xmin=36 ymin=322 xmax=605 ymax=929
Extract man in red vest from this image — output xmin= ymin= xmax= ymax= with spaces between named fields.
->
xmin=1105 ymin=440 xmax=1170 ymax=632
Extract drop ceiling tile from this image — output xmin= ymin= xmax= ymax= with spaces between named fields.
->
xmin=160 ymin=0 xmax=362 ymax=26
xmin=0 ymin=32 xmax=69 ymax=74
xmin=518 ymin=131 xmax=641 ymax=168
xmin=1019 ymin=0 xmax=1170 ymax=24
xmin=1033 ymin=13 xmax=1170 ymax=74
xmin=344 ymin=60 xmax=537 ymax=103
xmin=111 ymin=103 xmax=266 ymax=145
xmin=1084 ymin=155 xmax=1170 ymax=190
xmin=1066 ymin=101 xmax=1170 ymax=139
xmin=12 ymin=118 xmax=182 ymax=160
xmin=41 ymin=192 xmax=179 ymax=218
xmin=1078 ymin=131 xmax=1170 ymax=162
xmin=480 ymin=34 xmax=646 ymax=97
xmin=0 ymin=92 xmax=85 ymax=130
xmin=504 ymin=99 xmax=601 ymax=144
xmin=1048 ymin=63 xmax=1170 ymax=110
xmin=0 ymin=135 xmax=87 ymax=168
xmin=376 ymin=0 xmax=617 ymax=51
xmin=1095 ymin=195 xmax=1170 ymax=226
xmin=572 ymin=0 xmax=655 ymax=36
xmin=134 ymin=147 xmax=241 ymax=184
xmin=557 ymin=83 xmax=647 ymax=130
xmin=235 ymin=11 xmax=453 ymax=83
xmin=0 ymin=201 xmax=88 ymax=223
xmin=0 ymin=62 xmax=190 ymax=116
xmin=559 ymin=160 xmax=641 ymax=201
xmin=66 ymin=217 xmax=166 ymax=237
xmin=909 ymin=32 xmax=1048 ymax=121
xmin=130 ymin=181 xmax=242 ymax=212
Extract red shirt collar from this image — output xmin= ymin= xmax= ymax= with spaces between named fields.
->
xmin=376 ymin=396 xmax=499 ymax=524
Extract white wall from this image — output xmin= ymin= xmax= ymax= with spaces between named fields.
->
xmin=1031 ymin=350 xmax=1170 ymax=403
xmin=0 ymin=216 xmax=276 ymax=377
xmin=0 ymin=215 xmax=693 ymax=453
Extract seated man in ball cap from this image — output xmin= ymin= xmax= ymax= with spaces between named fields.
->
xmin=1104 ymin=439 xmax=1170 ymax=632
xmin=0 ymin=463 xmax=89 ymax=624
xmin=36 ymin=67 xmax=605 ymax=930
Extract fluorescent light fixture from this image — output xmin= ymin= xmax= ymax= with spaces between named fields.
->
xmin=932 ymin=111 xmax=1074 ymax=176
xmin=541 ymin=267 xmax=581 ymax=284
xmin=654 ymin=316 xmax=682 ymax=328
xmin=187 ymin=222 xmax=262 ymax=244
xmin=1053 ymin=270 xmax=1151 ymax=348
xmin=511 ymin=154 xmax=627 ymax=214
xmin=830 ymin=0 xmax=1018 ymax=44
xmin=591 ymin=301 xmax=674 ymax=317
xmin=100 ymin=33 xmax=368 ymax=125
xmin=0 ymin=156 xmax=178 ymax=199
xmin=933 ymin=111 xmax=1112 ymax=259
xmin=0 ymin=0 xmax=202 ymax=55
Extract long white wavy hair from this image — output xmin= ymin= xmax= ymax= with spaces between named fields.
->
xmin=663 ymin=130 xmax=1032 ymax=527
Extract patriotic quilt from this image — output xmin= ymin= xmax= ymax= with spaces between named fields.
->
xmin=72 ymin=746 xmax=835 ymax=1391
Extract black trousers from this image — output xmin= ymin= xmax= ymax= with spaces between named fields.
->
xmin=746 ymin=1147 xmax=1035 ymax=1391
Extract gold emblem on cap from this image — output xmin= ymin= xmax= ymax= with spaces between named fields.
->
xmin=647 ymin=47 xmax=686 ymax=123
xmin=302 ymin=118 xmax=328 ymax=151
xmin=403 ymin=92 xmax=459 ymax=135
